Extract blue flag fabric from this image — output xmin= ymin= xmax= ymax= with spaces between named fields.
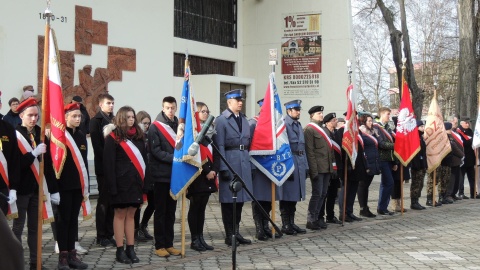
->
xmin=249 ymin=72 xmax=295 ymax=186
xmin=170 ymin=66 xmax=202 ymax=199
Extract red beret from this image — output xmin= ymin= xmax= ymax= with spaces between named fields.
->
xmin=17 ymin=97 xmax=38 ymax=113
xmin=64 ymin=103 xmax=80 ymax=113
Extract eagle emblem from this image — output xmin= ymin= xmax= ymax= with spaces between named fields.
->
xmin=396 ymin=108 xmax=417 ymax=135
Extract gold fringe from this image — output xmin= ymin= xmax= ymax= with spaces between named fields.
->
xmin=43 ymin=217 xmax=55 ymax=224
xmin=42 ymin=195 xmax=48 ymax=202
xmin=169 ymin=169 xmax=203 ymax=201
xmin=83 ymin=214 xmax=92 ymax=221
xmin=50 ymin=134 xmax=68 ymax=179
xmin=394 ymin=146 xmax=421 ymax=167
xmin=6 ymin=213 xmax=18 ymax=220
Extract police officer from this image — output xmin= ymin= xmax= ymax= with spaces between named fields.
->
xmin=279 ymin=100 xmax=308 ymax=235
xmin=214 ymin=89 xmax=253 ymax=246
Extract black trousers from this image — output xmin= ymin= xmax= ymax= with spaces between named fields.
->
xmin=448 ymin=166 xmax=461 ymax=197
xmin=357 ymin=175 xmax=374 ymax=209
xmin=134 ymin=190 xmax=155 ymax=229
xmin=154 ymin=182 xmax=177 ymax=249
xmin=0 ymin=188 xmax=8 ymax=216
xmin=95 ymin=175 xmax=114 ymax=239
xmin=188 ymin=193 xmax=210 ymax=238
xmin=252 ymin=200 xmax=271 ymax=219
xmin=12 ymin=193 xmax=38 ymax=263
xmin=57 ymin=190 xmax=83 ymax=251
xmin=391 ymin=168 xmax=402 ymax=199
xmin=279 ymin=200 xmax=297 ymax=216
xmin=221 ymin=202 xmax=244 ymax=230
xmin=460 ymin=166 xmax=475 ymax=198
xmin=320 ymin=178 xmax=340 ymax=220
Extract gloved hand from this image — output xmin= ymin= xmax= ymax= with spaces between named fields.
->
xmin=32 ymin=143 xmax=47 ymax=157
xmin=220 ymin=170 xmax=232 ymax=181
xmin=8 ymin=189 xmax=17 ymax=204
xmin=50 ymin=192 xmax=60 ymax=205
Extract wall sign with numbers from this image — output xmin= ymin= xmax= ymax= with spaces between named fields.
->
xmin=39 ymin=13 xmax=68 ymax=23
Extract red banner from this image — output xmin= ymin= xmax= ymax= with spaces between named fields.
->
xmin=342 ymin=84 xmax=359 ymax=168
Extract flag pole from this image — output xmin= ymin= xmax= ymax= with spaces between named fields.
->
xmin=475 ymin=148 xmax=478 ymax=199
xmin=271 ymin=183 xmax=276 ymax=240
xmin=181 ymin=192 xmax=186 ymax=258
xmin=399 ymin=58 xmax=407 ymax=215
xmin=433 ymin=170 xmax=437 ymax=205
xmin=268 ymin=49 xmax=278 ymax=239
xmin=342 ymin=60 xmax=352 ymax=226
xmin=37 ymin=4 xmax=51 ymax=269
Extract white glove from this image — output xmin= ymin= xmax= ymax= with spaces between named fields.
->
xmin=50 ymin=192 xmax=60 ymax=205
xmin=8 ymin=189 xmax=17 ymax=205
xmin=32 ymin=143 xmax=47 ymax=157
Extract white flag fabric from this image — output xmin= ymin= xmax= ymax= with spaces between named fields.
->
xmin=472 ymin=106 xmax=480 ymax=149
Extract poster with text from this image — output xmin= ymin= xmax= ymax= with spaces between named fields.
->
xmin=281 ymin=13 xmax=321 ymax=97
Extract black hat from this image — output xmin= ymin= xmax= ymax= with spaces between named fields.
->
xmin=308 ymin=105 xmax=324 ymax=115
xmin=444 ymin=122 xmax=452 ymax=130
xmin=225 ymin=89 xmax=244 ymax=100
xmin=72 ymin=96 xmax=83 ymax=103
xmin=337 ymin=117 xmax=345 ymax=123
xmin=284 ymin=100 xmax=302 ymax=110
xmin=323 ymin=113 xmax=337 ymax=123
xmin=257 ymin=98 xmax=264 ymax=107
xmin=460 ymin=117 xmax=471 ymax=122
xmin=416 ymin=120 xmax=424 ymax=127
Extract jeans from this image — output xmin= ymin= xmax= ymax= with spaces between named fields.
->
xmin=377 ymin=161 xmax=394 ymax=212
xmin=307 ymin=173 xmax=330 ymax=222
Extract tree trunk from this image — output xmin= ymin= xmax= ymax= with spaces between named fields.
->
xmin=457 ymin=0 xmax=478 ymax=119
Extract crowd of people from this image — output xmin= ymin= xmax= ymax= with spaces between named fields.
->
xmin=0 ymin=87 xmax=478 ymax=270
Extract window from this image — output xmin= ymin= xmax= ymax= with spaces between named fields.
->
xmin=173 ymin=53 xmax=234 ymax=77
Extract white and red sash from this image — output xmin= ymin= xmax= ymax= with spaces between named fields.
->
xmin=0 ymin=150 xmax=18 ymax=220
xmin=362 ymin=132 xmax=378 ymax=148
xmin=110 ymin=133 xmax=146 ymax=181
xmin=357 ymin=134 xmax=364 ymax=149
xmin=451 ymin=131 xmax=464 ymax=147
xmin=456 ymin=129 xmax=472 ymax=141
xmin=373 ymin=123 xmax=393 ymax=142
xmin=306 ymin=123 xmax=337 ymax=169
xmin=65 ymin=132 xmax=92 ymax=220
xmin=152 ymin=121 xmax=176 ymax=148
xmin=15 ymin=131 xmax=54 ymax=223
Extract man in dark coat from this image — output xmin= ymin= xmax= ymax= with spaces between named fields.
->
xmin=456 ymin=118 xmax=476 ymax=199
xmin=89 ymin=93 xmax=115 ymax=247
xmin=279 ymin=100 xmax=308 ymax=234
xmin=3 ymin=98 xmax=21 ymax=128
xmin=249 ymin=99 xmax=281 ymax=240
xmin=147 ymin=96 xmax=181 ymax=257
xmin=213 ymin=89 xmax=253 ymax=246
xmin=409 ymin=120 xmax=427 ymax=210
xmin=0 ymin=118 xmax=20 ymax=216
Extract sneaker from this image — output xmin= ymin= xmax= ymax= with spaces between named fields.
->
xmin=55 ymin=241 xmax=59 ymax=254
xmin=452 ymin=195 xmax=461 ymax=201
xmin=155 ymin=248 xmax=170 ymax=257
xmin=166 ymin=247 xmax=181 ymax=256
xmin=377 ymin=209 xmax=394 ymax=216
xmin=460 ymin=194 xmax=469 ymax=199
xmin=75 ymin=241 xmax=88 ymax=255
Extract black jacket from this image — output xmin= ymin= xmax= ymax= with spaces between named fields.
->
xmin=104 ymin=131 xmax=146 ymax=205
xmin=457 ymin=127 xmax=475 ymax=167
xmin=15 ymin=125 xmax=58 ymax=195
xmin=146 ymin=112 xmax=178 ymax=183
xmin=79 ymin=104 xmax=90 ymax=135
xmin=361 ymin=131 xmax=381 ymax=175
xmin=0 ymin=120 xmax=20 ymax=191
xmin=3 ymin=110 xmax=21 ymax=128
xmin=187 ymin=155 xmax=218 ymax=198
xmin=89 ymin=111 xmax=113 ymax=176
xmin=54 ymin=127 xmax=88 ymax=192
xmin=441 ymin=133 xmax=464 ymax=167
xmin=410 ymin=130 xmax=427 ymax=170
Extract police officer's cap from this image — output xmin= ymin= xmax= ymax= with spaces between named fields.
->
xmin=284 ymin=100 xmax=302 ymax=110
xmin=308 ymin=105 xmax=324 ymax=115
xmin=323 ymin=113 xmax=336 ymax=123
xmin=257 ymin=98 xmax=264 ymax=107
xmin=225 ymin=89 xmax=244 ymax=100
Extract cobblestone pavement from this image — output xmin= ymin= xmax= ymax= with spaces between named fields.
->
xmin=13 ymin=176 xmax=480 ymax=269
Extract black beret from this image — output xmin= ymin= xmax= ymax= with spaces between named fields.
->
xmin=444 ymin=122 xmax=452 ymax=130
xmin=323 ymin=112 xmax=337 ymax=123
xmin=416 ymin=120 xmax=424 ymax=127
xmin=308 ymin=105 xmax=324 ymax=115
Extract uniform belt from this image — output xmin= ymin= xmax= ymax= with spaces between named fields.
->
xmin=225 ymin=145 xmax=246 ymax=151
xmin=292 ymin=150 xmax=305 ymax=156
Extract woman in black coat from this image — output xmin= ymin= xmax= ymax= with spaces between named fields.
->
xmin=104 ymin=106 xmax=146 ymax=264
xmin=357 ymin=114 xmax=381 ymax=218
xmin=187 ymin=102 xmax=218 ymax=251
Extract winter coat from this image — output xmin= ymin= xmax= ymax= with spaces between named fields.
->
xmin=442 ymin=133 xmax=464 ymax=167
xmin=2 ymin=110 xmax=21 ymax=128
xmin=78 ymin=104 xmax=90 ymax=135
xmin=89 ymin=111 xmax=113 ymax=177
xmin=373 ymin=122 xmax=397 ymax=162
xmin=360 ymin=128 xmax=381 ymax=176
xmin=279 ymin=115 xmax=308 ymax=202
xmin=103 ymin=125 xmax=146 ymax=206
xmin=187 ymin=156 xmax=218 ymax=198
xmin=145 ymin=112 xmax=178 ymax=183
xmin=457 ymin=127 xmax=475 ymax=167
xmin=410 ymin=130 xmax=428 ymax=170
xmin=0 ymin=120 xmax=20 ymax=191
xmin=304 ymin=122 xmax=335 ymax=178
xmin=213 ymin=109 xmax=253 ymax=203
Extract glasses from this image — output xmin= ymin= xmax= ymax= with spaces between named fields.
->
xmin=200 ymin=110 xmax=210 ymax=114
xmin=141 ymin=122 xmax=151 ymax=126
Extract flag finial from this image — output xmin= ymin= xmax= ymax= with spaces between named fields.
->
xmin=347 ymin=59 xmax=352 ymax=84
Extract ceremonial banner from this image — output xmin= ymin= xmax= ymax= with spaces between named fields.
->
xmin=472 ymin=105 xmax=480 ymax=149
xmin=423 ymin=92 xmax=451 ymax=173
xmin=170 ymin=63 xmax=202 ymax=199
xmin=250 ymin=72 xmax=294 ymax=186
xmin=45 ymin=29 xmax=67 ymax=178
xmin=342 ymin=84 xmax=359 ymax=168
xmin=394 ymin=81 xmax=420 ymax=166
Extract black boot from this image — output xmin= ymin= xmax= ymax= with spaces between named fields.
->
xmin=359 ymin=207 xmax=376 ymax=218
xmin=410 ymin=198 xmax=425 ymax=210
xmin=281 ymin=214 xmax=297 ymax=235
xmin=58 ymin=251 xmax=70 ymax=270
xmin=135 ymin=228 xmax=147 ymax=242
xmin=236 ymin=225 xmax=252 ymax=245
xmin=224 ymin=225 xmax=239 ymax=246
xmin=125 ymin=245 xmax=140 ymax=263
xmin=139 ymin=223 xmax=154 ymax=240
xmin=67 ymin=249 xmax=88 ymax=269
xmin=254 ymin=216 xmax=268 ymax=241
xmin=263 ymin=218 xmax=281 ymax=238
xmin=116 ymin=246 xmax=132 ymax=264
xmin=198 ymin=234 xmax=214 ymax=250
xmin=426 ymin=194 xmax=442 ymax=207
xmin=190 ymin=235 xmax=206 ymax=251
xmin=290 ymin=213 xmax=306 ymax=234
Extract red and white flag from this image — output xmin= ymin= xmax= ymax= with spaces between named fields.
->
xmin=342 ymin=84 xmax=359 ymax=168
xmin=45 ymin=29 xmax=67 ymax=178
xmin=394 ymin=80 xmax=420 ymax=166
